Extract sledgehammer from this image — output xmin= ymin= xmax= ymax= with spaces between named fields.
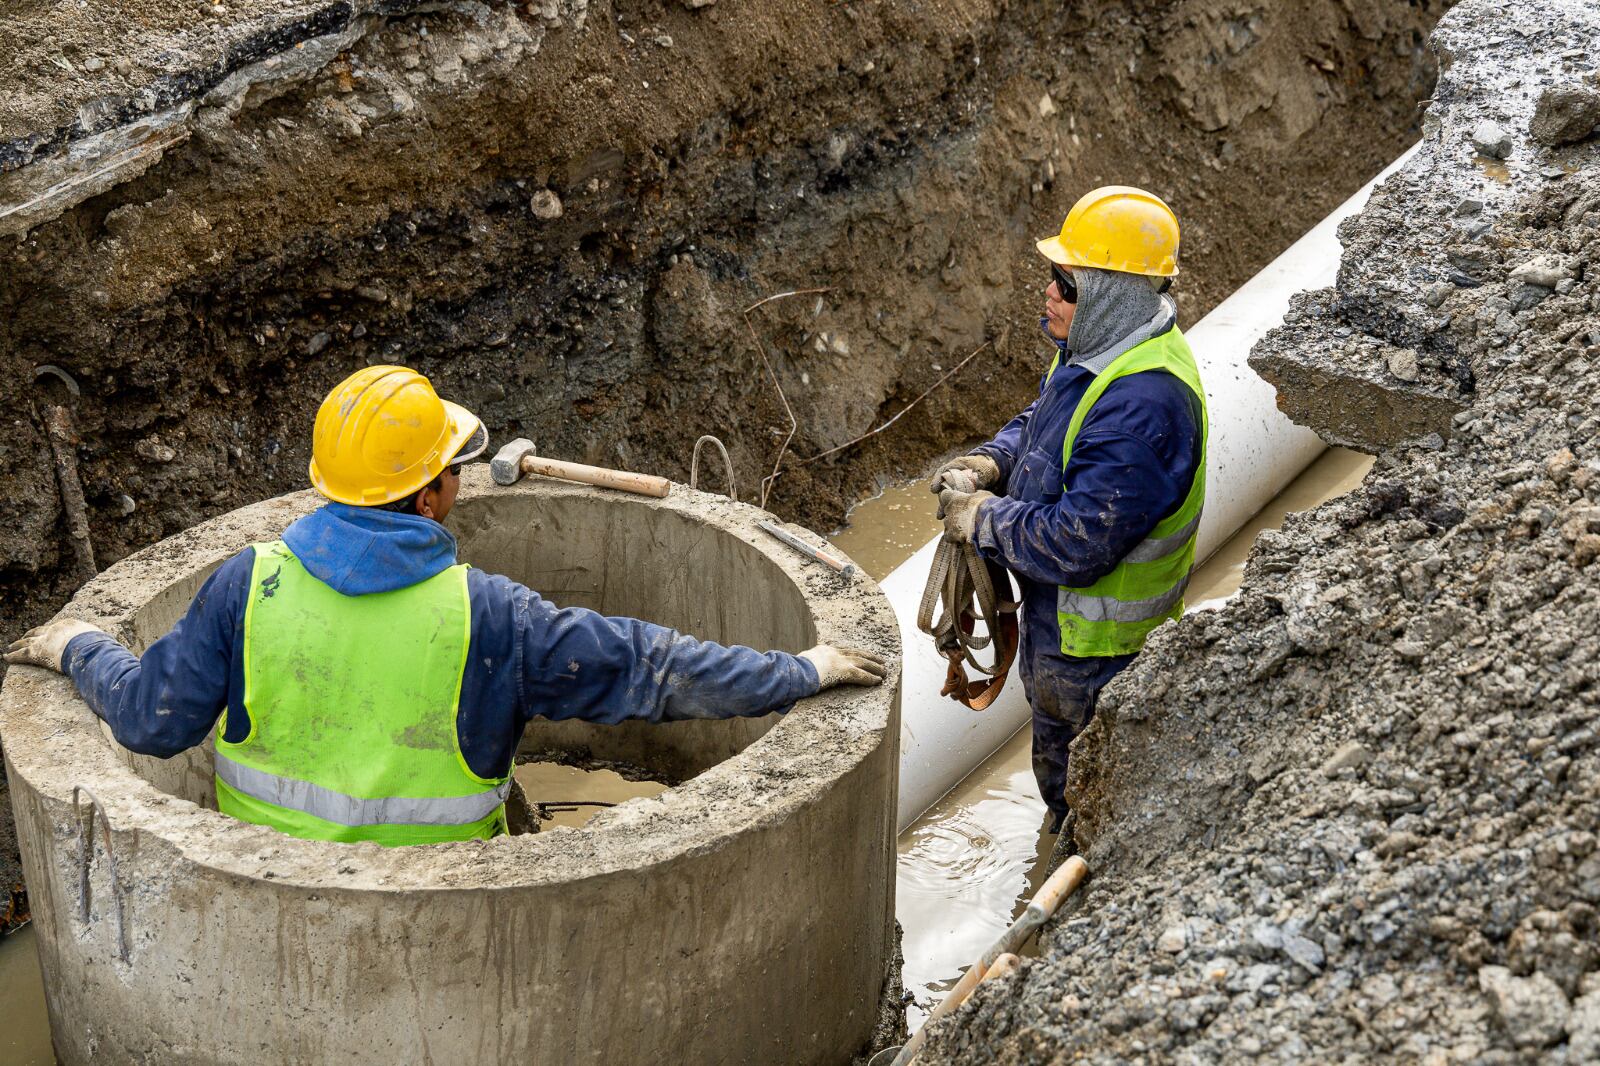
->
xmin=490 ymin=438 xmax=671 ymax=498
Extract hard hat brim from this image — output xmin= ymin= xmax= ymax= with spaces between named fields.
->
xmin=1035 ymin=235 xmax=1071 ymax=265
xmin=442 ymin=401 xmax=487 ymax=464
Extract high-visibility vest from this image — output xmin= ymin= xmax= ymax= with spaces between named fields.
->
xmin=1053 ymin=327 xmax=1208 ymax=658
xmin=214 ymin=540 xmax=509 ymax=845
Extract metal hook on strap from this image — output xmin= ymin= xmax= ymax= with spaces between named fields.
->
xmin=71 ymin=786 xmax=130 ymax=963
xmin=690 ymin=435 xmax=737 ymax=501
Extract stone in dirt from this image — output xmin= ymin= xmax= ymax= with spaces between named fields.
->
xmin=1479 ymin=966 xmax=1571 ymax=1049
xmin=1530 ymin=86 xmax=1600 ymax=147
xmin=1472 ymin=118 xmax=1513 ymax=159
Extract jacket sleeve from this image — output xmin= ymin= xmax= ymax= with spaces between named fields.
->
xmin=971 ymin=397 xmax=1039 ymax=486
xmin=484 ymin=574 xmax=821 ymax=726
xmin=62 ymin=548 xmax=253 ymax=758
xmin=975 ymin=375 xmax=1199 ymax=588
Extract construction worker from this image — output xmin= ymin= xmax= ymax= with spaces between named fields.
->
xmin=5 ymin=366 xmax=885 ymax=845
xmin=932 ymin=186 xmax=1207 ymax=833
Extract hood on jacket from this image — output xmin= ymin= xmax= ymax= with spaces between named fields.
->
xmin=281 ymin=503 xmax=459 ymax=596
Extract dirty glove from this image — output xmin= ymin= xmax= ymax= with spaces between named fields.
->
xmin=4 ymin=619 xmax=106 ymax=674
xmin=937 ymin=489 xmax=995 ymax=545
xmin=799 ymin=645 xmax=888 ymax=690
xmin=930 ymin=455 xmax=1001 ymax=496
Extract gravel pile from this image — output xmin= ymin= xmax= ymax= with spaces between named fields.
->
xmin=922 ymin=1 xmax=1600 ymax=1062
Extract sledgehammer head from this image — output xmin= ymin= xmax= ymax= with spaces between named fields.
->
xmin=490 ymin=438 xmax=538 ymax=485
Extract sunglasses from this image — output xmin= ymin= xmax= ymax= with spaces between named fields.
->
xmin=1051 ymin=263 xmax=1078 ymax=304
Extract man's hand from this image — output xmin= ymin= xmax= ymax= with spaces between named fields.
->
xmin=937 ymin=489 xmax=995 ymax=544
xmin=4 ymin=619 xmax=106 ymax=674
xmin=930 ymin=455 xmax=1001 ymax=496
xmin=799 ymin=645 xmax=888 ymax=689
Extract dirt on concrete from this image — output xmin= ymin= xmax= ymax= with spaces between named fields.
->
xmin=0 ymin=0 xmax=1445 ymax=936
xmin=920 ymin=1 xmax=1600 ymax=1062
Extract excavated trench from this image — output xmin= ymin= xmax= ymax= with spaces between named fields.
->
xmin=0 ymin=0 xmax=1448 ymax=941
xmin=0 ymin=0 xmax=1461 ymax=1057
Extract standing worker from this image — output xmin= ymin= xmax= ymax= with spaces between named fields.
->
xmin=931 ymin=186 xmax=1207 ymax=833
xmin=6 ymin=366 xmax=885 ymax=845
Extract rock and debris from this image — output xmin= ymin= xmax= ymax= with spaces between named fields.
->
xmin=921 ymin=1 xmax=1600 ymax=1062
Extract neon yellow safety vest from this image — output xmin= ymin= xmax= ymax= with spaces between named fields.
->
xmin=214 ymin=541 xmax=509 ymax=845
xmin=1054 ymin=327 xmax=1208 ymax=657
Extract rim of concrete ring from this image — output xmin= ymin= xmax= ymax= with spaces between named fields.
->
xmin=0 ymin=470 xmax=900 ymax=892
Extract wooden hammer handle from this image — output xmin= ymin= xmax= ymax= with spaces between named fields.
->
xmin=519 ymin=456 xmax=671 ymax=498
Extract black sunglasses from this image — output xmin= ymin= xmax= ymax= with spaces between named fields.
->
xmin=1051 ymin=263 xmax=1078 ymax=304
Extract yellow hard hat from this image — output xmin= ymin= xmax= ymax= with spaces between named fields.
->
xmin=1036 ymin=185 xmax=1180 ymax=277
xmin=308 ymin=365 xmax=486 ymax=506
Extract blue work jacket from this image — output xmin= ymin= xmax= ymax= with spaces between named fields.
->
xmin=972 ymin=323 xmax=1203 ymax=694
xmin=63 ymin=503 xmax=820 ymax=780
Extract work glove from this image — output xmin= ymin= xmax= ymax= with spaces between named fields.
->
xmin=937 ymin=489 xmax=995 ymax=545
xmin=930 ymin=455 xmax=1001 ymax=496
xmin=799 ymin=645 xmax=888 ymax=690
xmin=4 ymin=618 xmax=106 ymax=674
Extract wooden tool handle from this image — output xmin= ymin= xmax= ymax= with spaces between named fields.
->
xmin=520 ymin=456 xmax=672 ymax=498
xmin=1031 ymin=855 xmax=1089 ymax=915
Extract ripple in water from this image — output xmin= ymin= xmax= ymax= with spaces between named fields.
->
xmin=895 ymin=729 xmax=1051 ymax=1030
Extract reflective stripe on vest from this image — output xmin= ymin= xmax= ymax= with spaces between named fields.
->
xmin=1054 ymin=326 xmax=1208 ymax=658
xmin=215 ymin=752 xmax=512 ymax=828
xmin=214 ymin=541 xmax=507 ymax=846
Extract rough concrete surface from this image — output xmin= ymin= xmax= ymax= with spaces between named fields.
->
xmin=1 ymin=470 xmax=902 ymax=1064
xmin=920 ymin=1 xmax=1600 ymax=1062
xmin=0 ymin=0 xmax=1450 ymax=937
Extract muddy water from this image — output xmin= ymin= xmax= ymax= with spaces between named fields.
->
xmin=511 ymin=761 xmax=668 ymax=830
xmin=831 ymin=447 xmax=1374 ymax=1029
xmin=0 ymin=924 xmax=53 ymax=1064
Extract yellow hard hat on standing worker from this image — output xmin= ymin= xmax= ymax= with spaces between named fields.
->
xmin=1036 ymin=185 xmax=1180 ymax=278
xmin=308 ymin=365 xmax=487 ymax=505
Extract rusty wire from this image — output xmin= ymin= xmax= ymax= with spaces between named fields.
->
xmin=796 ymin=340 xmax=991 ymax=467
xmin=742 ymin=287 xmax=831 ymax=509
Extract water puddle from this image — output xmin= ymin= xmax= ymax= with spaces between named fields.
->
xmin=511 ymin=761 xmax=668 ymax=830
xmin=832 ymin=446 xmax=1374 ymax=1030
xmin=828 ymin=479 xmax=944 ymax=582
xmin=0 ymin=924 xmax=53 ymax=1065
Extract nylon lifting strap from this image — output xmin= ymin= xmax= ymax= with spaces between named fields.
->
xmin=917 ymin=535 xmax=1020 ymax=710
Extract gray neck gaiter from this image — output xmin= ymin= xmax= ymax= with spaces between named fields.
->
xmin=1066 ymin=267 xmax=1167 ymax=366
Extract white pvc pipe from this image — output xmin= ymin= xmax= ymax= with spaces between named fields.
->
xmin=888 ymin=146 xmax=1419 ymax=830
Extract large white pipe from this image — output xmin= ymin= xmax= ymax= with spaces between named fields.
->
xmin=888 ymin=146 xmax=1419 ymax=830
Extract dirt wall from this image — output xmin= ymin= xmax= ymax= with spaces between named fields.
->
xmin=0 ymin=0 xmax=1446 ymax=933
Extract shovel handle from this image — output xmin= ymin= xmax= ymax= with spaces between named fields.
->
xmin=520 ymin=456 xmax=671 ymax=498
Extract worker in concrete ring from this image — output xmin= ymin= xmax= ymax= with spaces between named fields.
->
xmin=5 ymin=366 xmax=886 ymax=845
xmin=932 ymin=187 xmax=1207 ymax=834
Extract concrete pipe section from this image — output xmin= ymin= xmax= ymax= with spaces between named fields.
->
xmin=0 ymin=471 xmax=901 ymax=1065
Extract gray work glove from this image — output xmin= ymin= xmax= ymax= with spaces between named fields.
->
xmin=930 ymin=455 xmax=1001 ymax=496
xmin=799 ymin=645 xmax=888 ymax=689
xmin=4 ymin=619 xmax=106 ymax=673
xmin=937 ymin=489 xmax=996 ymax=545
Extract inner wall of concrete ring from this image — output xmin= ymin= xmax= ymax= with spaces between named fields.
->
xmin=0 ymin=471 xmax=902 ymax=1066
xmin=889 ymin=145 xmax=1421 ymax=830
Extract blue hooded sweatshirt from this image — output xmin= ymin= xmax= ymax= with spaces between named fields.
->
xmin=63 ymin=503 xmax=821 ymax=780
